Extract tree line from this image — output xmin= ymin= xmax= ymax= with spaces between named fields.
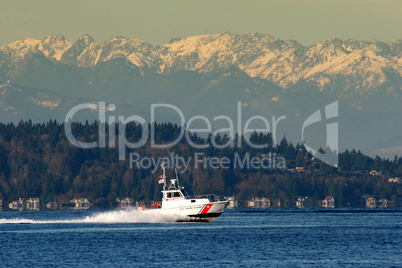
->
xmin=0 ymin=120 xmax=400 ymax=207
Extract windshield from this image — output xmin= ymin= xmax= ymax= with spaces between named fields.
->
xmin=181 ymin=190 xmax=190 ymax=198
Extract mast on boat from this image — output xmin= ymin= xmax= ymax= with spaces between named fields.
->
xmin=162 ymin=144 xmax=181 ymax=189
xmin=162 ymin=163 xmax=167 ymax=191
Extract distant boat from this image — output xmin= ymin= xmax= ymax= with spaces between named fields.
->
xmin=136 ymin=164 xmax=229 ymax=222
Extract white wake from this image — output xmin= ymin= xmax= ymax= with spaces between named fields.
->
xmin=0 ymin=209 xmax=189 ymax=224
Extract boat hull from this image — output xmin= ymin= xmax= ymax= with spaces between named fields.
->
xmin=187 ymin=212 xmax=224 ymax=222
xmin=140 ymin=200 xmax=229 ymax=222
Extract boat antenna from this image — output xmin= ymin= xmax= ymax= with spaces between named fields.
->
xmin=161 ymin=162 xmax=167 ymax=190
xmin=163 ymin=144 xmax=180 ymax=186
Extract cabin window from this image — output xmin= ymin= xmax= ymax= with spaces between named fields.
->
xmin=167 ymin=193 xmax=171 ymax=198
xmin=174 ymin=192 xmax=180 ymax=197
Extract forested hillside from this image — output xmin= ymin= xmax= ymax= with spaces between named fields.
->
xmin=0 ymin=120 xmax=400 ymax=207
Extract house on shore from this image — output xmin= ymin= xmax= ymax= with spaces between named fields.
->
xmin=247 ymin=197 xmax=270 ymax=208
xmin=71 ymin=198 xmax=91 ymax=209
xmin=25 ymin=198 xmax=40 ymax=211
xmin=319 ymin=196 xmax=335 ymax=208
xmin=366 ymin=197 xmax=376 ymax=208
xmin=376 ymin=199 xmax=394 ymax=208
xmin=9 ymin=198 xmax=26 ymax=211
xmin=8 ymin=198 xmax=40 ymax=211
xmin=365 ymin=197 xmax=394 ymax=208
xmin=225 ymin=196 xmax=239 ymax=208
xmin=117 ymin=197 xmax=134 ymax=208
xmin=295 ymin=196 xmax=311 ymax=208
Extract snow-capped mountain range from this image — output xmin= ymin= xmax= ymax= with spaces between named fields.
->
xmin=1 ymin=33 xmax=401 ymax=93
xmin=0 ymin=33 xmax=401 ymax=158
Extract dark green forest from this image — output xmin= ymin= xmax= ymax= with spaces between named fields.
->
xmin=0 ymin=120 xmax=401 ymax=208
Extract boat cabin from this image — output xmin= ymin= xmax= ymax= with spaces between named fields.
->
xmin=161 ymin=178 xmax=190 ymax=201
xmin=162 ymin=189 xmax=190 ymax=201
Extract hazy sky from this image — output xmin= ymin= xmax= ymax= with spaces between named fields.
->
xmin=1 ymin=0 xmax=401 ymax=45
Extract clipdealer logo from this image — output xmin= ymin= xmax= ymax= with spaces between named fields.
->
xmin=302 ymin=101 xmax=338 ymax=167
xmin=64 ymin=101 xmax=339 ymax=169
xmin=64 ymin=102 xmax=286 ymax=160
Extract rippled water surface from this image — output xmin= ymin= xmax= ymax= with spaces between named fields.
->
xmin=0 ymin=209 xmax=401 ymax=267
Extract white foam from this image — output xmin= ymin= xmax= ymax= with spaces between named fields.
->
xmin=0 ymin=209 xmax=188 ymax=224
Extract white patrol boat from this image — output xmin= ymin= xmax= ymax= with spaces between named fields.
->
xmin=136 ymin=164 xmax=229 ymax=222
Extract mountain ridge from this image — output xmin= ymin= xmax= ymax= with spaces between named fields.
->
xmin=0 ymin=33 xmax=401 ymax=158
xmin=1 ymin=33 xmax=401 ymax=94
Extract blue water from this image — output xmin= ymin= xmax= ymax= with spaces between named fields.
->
xmin=0 ymin=209 xmax=401 ymax=267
